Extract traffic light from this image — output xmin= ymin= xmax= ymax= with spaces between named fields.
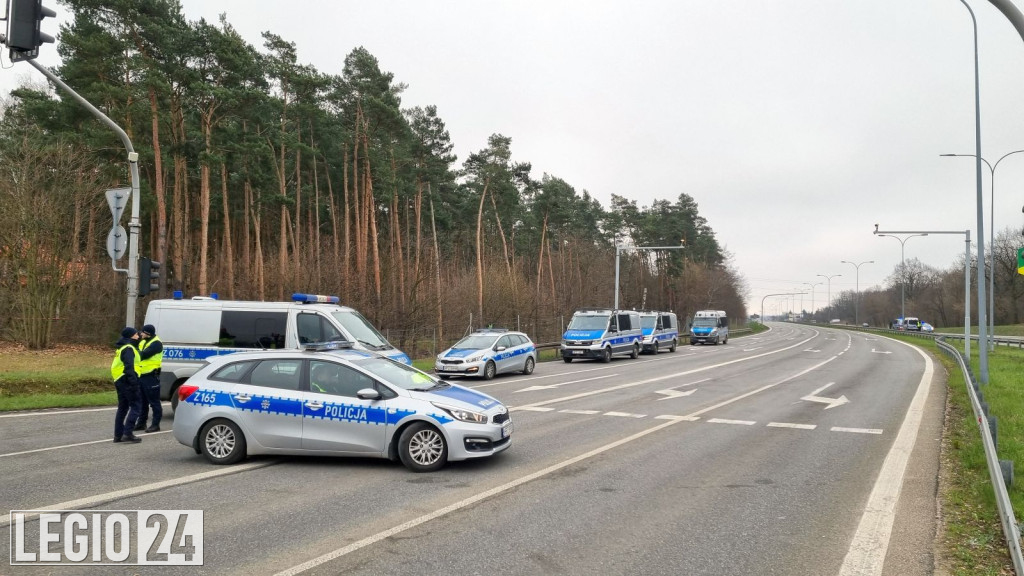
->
xmin=138 ymin=257 xmax=160 ymax=297
xmin=6 ymin=0 xmax=55 ymax=62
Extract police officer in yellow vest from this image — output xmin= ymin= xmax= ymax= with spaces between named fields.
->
xmin=135 ymin=324 xmax=164 ymax=432
xmin=111 ymin=327 xmax=143 ymax=443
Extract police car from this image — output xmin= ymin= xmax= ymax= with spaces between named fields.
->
xmin=172 ymin=342 xmax=512 ymax=472
xmin=434 ymin=328 xmax=537 ymax=379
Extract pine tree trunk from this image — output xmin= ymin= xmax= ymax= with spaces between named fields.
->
xmin=475 ymin=179 xmax=490 ymax=323
xmin=221 ymin=162 xmax=235 ymax=299
xmin=198 ymin=110 xmax=213 ymax=296
xmin=429 ymin=187 xmax=443 ymax=342
xmin=148 ymin=85 xmax=167 ymax=296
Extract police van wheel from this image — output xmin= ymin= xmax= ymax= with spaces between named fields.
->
xmin=602 ymin=348 xmax=613 ymax=363
xmin=630 ymin=344 xmax=640 ymax=359
xmin=522 ymin=357 xmax=535 ymax=375
xmin=399 ymin=422 xmax=447 ymax=473
xmin=199 ymin=419 xmax=246 ymax=465
xmin=483 ymin=361 xmax=497 ymax=380
xmin=670 ymin=339 xmax=677 ymax=352
xmin=563 ymin=357 xmax=573 ymax=363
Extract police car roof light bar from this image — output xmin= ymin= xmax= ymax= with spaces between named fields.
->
xmin=301 ymin=340 xmax=354 ymax=352
xmin=292 ymin=293 xmax=340 ymax=304
xmin=476 ymin=328 xmax=508 ymax=333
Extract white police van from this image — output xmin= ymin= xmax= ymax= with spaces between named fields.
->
xmin=560 ymin=308 xmax=642 ymax=363
xmin=690 ymin=310 xmax=728 ymax=345
xmin=143 ymin=293 xmax=411 ymax=410
xmin=639 ymin=311 xmax=679 ymax=354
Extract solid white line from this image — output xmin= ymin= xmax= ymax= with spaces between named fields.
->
xmin=0 ymin=431 xmax=173 ymax=458
xmin=559 ymin=409 xmax=600 ymax=415
xmin=0 ymin=402 xmax=172 ymax=419
xmin=509 ymin=406 xmax=555 ymax=412
xmin=707 ymin=418 xmax=756 ymax=426
xmin=0 ymin=460 xmax=277 ymax=528
xmin=767 ymin=422 xmax=816 ymax=430
xmin=838 ymin=337 xmax=934 ymax=576
xmin=273 ymin=418 xmax=687 ymax=576
xmin=831 ymin=427 xmax=883 ymax=435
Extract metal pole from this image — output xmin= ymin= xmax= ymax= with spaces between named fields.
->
xmin=26 ymin=59 xmax=141 ymax=327
xmin=840 ymin=260 xmax=873 ymax=325
xmin=816 ymin=274 xmax=840 ymax=321
xmin=614 ymin=244 xmax=622 ymax=309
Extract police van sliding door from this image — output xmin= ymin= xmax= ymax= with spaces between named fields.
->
xmin=301 ymin=360 xmax=387 ymax=454
xmin=230 ymin=358 xmax=304 ymax=449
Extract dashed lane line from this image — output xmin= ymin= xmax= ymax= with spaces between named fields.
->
xmin=768 ymin=422 xmax=817 ymax=430
xmin=707 ymin=418 xmax=755 ymax=426
xmin=831 ymin=427 xmax=883 ymax=435
xmin=1 ymin=431 xmax=173 ymax=458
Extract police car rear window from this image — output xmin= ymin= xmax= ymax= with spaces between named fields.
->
xmin=210 ymin=360 xmax=257 ymax=383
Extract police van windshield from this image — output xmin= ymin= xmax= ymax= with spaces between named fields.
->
xmin=567 ymin=314 xmax=611 ymax=331
xmin=640 ymin=316 xmax=657 ymax=329
xmin=331 ymin=310 xmax=391 ymax=350
xmin=693 ymin=317 xmax=718 ymax=327
xmin=355 ymin=357 xmax=442 ymax=391
xmin=452 ymin=334 xmax=497 ymax=350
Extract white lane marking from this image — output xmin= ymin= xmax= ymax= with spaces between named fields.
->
xmin=803 ymin=349 xmax=821 ymax=353
xmin=273 ymin=417 xmax=688 ymax=576
xmin=0 ymin=431 xmax=173 ymax=458
xmin=560 ymin=409 xmax=600 ymax=415
xmin=743 ymin=347 xmax=763 ymax=352
xmin=0 ymin=460 xmax=278 ymax=528
xmin=471 ymin=358 xmax=665 ymax=388
xmin=0 ymin=402 xmax=172 ymax=419
xmin=871 ymin=349 xmax=892 ymax=355
xmin=516 ymin=374 xmax=618 ymax=393
xmin=767 ymin=422 xmax=816 ymax=430
xmin=510 ymin=406 xmax=554 ymax=412
xmin=831 ymin=427 xmax=883 ymax=435
xmin=839 ymin=337 xmax=934 ymax=576
xmin=604 ymin=412 xmax=645 ymax=418
xmin=707 ymin=418 xmax=756 ymax=426
xmin=801 ymin=382 xmax=850 ymax=410
xmin=510 ymin=331 xmax=822 ymax=412
xmin=655 ymin=388 xmax=697 ymax=400
xmin=655 ymin=415 xmax=700 ymax=421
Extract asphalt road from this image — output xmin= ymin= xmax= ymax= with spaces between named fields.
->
xmin=0 ymin=323 xmax=945 ymax=575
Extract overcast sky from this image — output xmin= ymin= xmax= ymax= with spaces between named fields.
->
xmin=5 ymin=0 xmax=1024 ymax=319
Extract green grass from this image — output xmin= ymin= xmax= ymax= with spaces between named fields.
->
xmin=936 ymin=324 xmax=1024 ymax=337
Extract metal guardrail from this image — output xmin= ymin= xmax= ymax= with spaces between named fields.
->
xmin=933 ymin=336 xmax=1024 ymax=574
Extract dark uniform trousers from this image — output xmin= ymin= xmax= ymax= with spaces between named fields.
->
xmin=138 ymin=370 xmax=163 ymax=427
xmin=114 ymin=377 xmax=143 ymax=438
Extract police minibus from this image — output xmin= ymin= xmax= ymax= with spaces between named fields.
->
xmin=560 ymin=308 xmax=643 ymax=362
xmin=143 ymin=293 xmax=411 ymax=410
xmin=690 ymin=310 xmax=728 ymax=345
xmin=639 ymin=310 xmax=679 ymax=354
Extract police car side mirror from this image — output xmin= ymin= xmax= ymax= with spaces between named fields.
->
xmin=496 ymin=346 xmax=507 ymax=352
xmin=356 ymin=388 xmax=382 ymax=400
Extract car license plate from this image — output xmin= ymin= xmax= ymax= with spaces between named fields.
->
xmin=572 ymin=350 xmax=584 ymax=355
xmin=502 ymin=420 xmax=513 ymax=438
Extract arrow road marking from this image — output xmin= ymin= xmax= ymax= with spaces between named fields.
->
xmin=801 ymin=382 xmax=850 ymax=410
xmin=655 ymin=388 xmax=697 ymax=400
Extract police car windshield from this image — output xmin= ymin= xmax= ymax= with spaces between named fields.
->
xmin=567 ymin=314 xmax=610 ymax=331
xmin=355 ymin=357 xmax=444 ymax=391
xmin=331 ymin=310 xmax=390 ymax=350
xmin=452 ymin=334 xmax=497 ymax=349
xmin=693 ymin=318 xmax=718 ymax=327
xmin=640 ymin=316 xmax=657 ymax=329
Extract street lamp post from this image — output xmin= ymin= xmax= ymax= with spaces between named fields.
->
xmin=816 ymin=273 xmax=841 ymax=321
xmin=840 ymin=260 xmax=873 ymax=325
xmin=941 ymin=149 xmax=1024 ymax=351
xmin=875 ymin=225 xmax=972 ymax=360
xmin=614 ymin=244 xmax=685 ymax=309
xmin=876 ymin=233 xmax=928 ymax=322
xmin=761 ymin=292 xmax=805 ymax=325
xmin=804 ymin=282 xmax=822 ymax=319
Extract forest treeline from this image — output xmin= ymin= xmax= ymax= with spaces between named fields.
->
xmin=0 ymin=0 xmax=748 ymax=351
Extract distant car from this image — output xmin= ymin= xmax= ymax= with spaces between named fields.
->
xmin=435 ymin=328 xmax=537 ymax=379
xmin=862 ymin=322 xmax=870 ymax=327
xmin=173 ymin=343 xmax=513 ymax=472
xmin=904 ymin=317 xmax=922 ymax=331
xmin=921 ymin=322 xmax=934 ymax=333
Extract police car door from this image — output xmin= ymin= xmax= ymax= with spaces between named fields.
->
xmin=494 ymin=335 xmax=515 ymax=374
xmin=230 ymin=358 xmax=304 ymax=449
xmin=301 ymin=360 xmax=388 ymax=454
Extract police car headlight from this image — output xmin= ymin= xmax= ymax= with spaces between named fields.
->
xmin=466 ymin=352 xmax=485 ymax=363
xmin=432 ymin=403 xmax=488 ymax=424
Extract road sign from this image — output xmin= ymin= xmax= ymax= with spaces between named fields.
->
xmin=1018 ymin=247 xmax=1024 ymax=275
xmin=106 ymin=187 xmax=130 ymax=224
xmin=107 ymin=225 xmax=127 ymax=260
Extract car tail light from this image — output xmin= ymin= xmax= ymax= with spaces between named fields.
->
xmin=178 ymin=384 xmax=199 ymax=402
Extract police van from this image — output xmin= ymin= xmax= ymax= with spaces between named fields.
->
xmin=639 ymin=311 xmax=679 ymax=354
xmin=143 ymin=293 xmax=411 ymax=410
xmin=690 ymin=310 xmax=729 ymax=345
xmin=560 ymin=308 xmax=643 ymax=363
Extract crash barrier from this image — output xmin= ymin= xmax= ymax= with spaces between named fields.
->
xmin=809 ymin=321 xmax=1023 ymax=570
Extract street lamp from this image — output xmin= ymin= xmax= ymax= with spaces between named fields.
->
xmin=761 ymin=292 xmax=805 ymax=325
xmin=875 ymin=225 xmax=972 ymax=360
xmin=840 ymin=260 xmax=873 ymax=325
xmin=941 ymin=150 xmax=1024 ymax=351
xmin=875 ymin=233 xmax=928 ymax=322
xmin=816 ymin=273 xmax=841 ymax=321
xmin=614 ymin=244 xmax=685 ymax=309
xmin=803 ymin=282 xmax=822 ymax=319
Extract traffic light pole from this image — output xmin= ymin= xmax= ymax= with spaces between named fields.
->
xmin=24 ymin=59 xmax=142 ymax=326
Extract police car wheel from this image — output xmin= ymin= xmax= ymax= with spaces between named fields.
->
xmin=630 ymin=344 xmax=639 ymax=359
xmin=522 ymin=357 xmax=535 ymax=375
xmin=670 ymin=339 xmax=677 ymax=352
xmin=199 ymin=419 xmax=246 ymax=465
xmin=171 ymin=388 xmax=179 ymax=413
xmin=653 ymin=342 xmax=660 ymax=355
xmin=602 ymin=348 xmax=612 ymax=363
xmin=398 ymin=422 xmax=447 ymax=473
xmin=563 ymin=357 xmax=573 ymax=363
xmin=483 ymin=361 xmax=496 ymax=380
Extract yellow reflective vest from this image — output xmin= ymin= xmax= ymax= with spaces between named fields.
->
xmin=138 ymin=336 xmax=163 ymax=375
xmin=111 ymin=344 xmax=141 ymax=382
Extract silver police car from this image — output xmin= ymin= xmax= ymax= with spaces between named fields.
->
xmin=173 ymin=343 xmax=512 ymax=472
xmin=434 ymin=328 xmax=537 ymax=379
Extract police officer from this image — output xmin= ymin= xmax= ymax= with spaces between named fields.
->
xmin=135 ymin=324 xmax=163 ymax=433
xmin=111 ymin=327 xmax=143 ymax=443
